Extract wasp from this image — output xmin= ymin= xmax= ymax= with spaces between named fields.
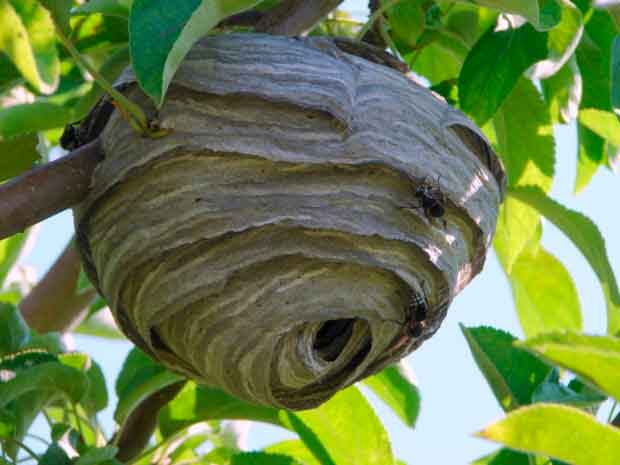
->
xmin=386 ymin=288 xmax=429 ymax=354
xmin=410 ymin=175 xmax=447 ymax=228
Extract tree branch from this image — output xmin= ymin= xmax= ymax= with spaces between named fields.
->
xmin=19 ymin=238 xmax=96 ymax=333
xmin=114 ymin=381 xmax=187 ymax=463
xmin=255 ymin=0 xmax=346 ymax=35
xmin=0 ymin=139 xmax=103 ymax=241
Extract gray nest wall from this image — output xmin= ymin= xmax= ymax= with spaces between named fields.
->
xmin=74 ymin=34 xmax=506 ymax=409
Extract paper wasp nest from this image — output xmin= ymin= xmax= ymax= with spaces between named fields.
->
xmin=74 ymin=34 xmax=505 ymax=409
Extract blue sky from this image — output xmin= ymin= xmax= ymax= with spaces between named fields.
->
xmin=21 ymin=1 xmax=620 ymax=463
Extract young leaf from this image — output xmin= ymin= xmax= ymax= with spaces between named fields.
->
xmin=510 ymin=186 xmax=620 ymax=335
xmin=280 ymin=387 xmax=394 ymax=465
xmin=0 ymin=102 xmax=74 ymax=139
xmin=460 ymin=325 xmax=551 ymax=411
xmin=518 ymin=332 xmax=620 ymax=399
xmin=158 ymin=382 xmax=281 ymax=437
xmin=129 ymin=0 xmax=262 ymax=106
xmin=362 ymin=361 xmax=421 ymax=428
xmin=477 ymin=404 xmax=620 ymax=465
xmin=458 ymin=24 xmax=547 ymax=125
xmin=0 ymin=0 xmax=60 ymax=94
xmin=0 ymin=303 xmax=30 ymax=356
xmin=510 ymin=244 xmax=582 ymax=337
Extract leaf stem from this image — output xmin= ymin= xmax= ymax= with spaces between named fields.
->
xmin=609 ymin=400 xmax=618 ymax=423
xmin=377 ymin=15 xmax=402 ymax=60
xmin=355 ymin=0 xmax=402 ymax=41
xmin=54 ymin=27 xmax=149 ymax=134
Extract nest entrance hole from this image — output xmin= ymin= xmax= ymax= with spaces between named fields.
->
xmin=313 ymin=318 xmax=372 ymax=365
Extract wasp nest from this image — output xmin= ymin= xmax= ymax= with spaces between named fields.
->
xmin=74 ymin=33 xmax=505 ymax=409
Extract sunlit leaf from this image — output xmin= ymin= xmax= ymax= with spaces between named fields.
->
xmin=459 ymin=24 xmax=547 ymax=125
xmin=518 ymin=332 xmax=620 ymax=399
xmin=38 ymin=0 xmax=73 ymax=34
xmin=129 ymin=0 xmax=262 ymax=106
xmin=281 ymin=387 xmax=394 ymax=465
xmin=579 ymin=108 xmax=620 ymax=146
xmin=362 ymin=361 xmax=420 ymax=428
xmin=0 ymin=232 xmax=28 ymax=288
xmin=265 ymin=440 xmax=320 ymax=465
xmin=477 ymin=404 xmax=620 ymax=465
xmin=510 ymin=243 xmax=582 ymax=337
xmin=461 ymin=325 xmax=551 ymax=411
xmin=158 ymin=382 xmax=281 ymax=438
xmin=72 ymin=0 xmax=132 ymax=19
xmin=457 ymin=0 xmax=561 ymax=30
xmin=0 ymin=102 xmax=74 ymax=139
xmin=511 ymin=186 xmax=620 ymax=335
xmin=0 ymin=0 xmax=60 ymax=94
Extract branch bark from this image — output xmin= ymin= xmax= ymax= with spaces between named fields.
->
xmin=256 ymin=0 xmax=346 ymax=35
xmin=114 ymin=381 xmax=187 ymax=463
xmin=19 ymin=238 xmax=96 ymax=333
xmin=0 ymin=139 xmax=103 ymax=241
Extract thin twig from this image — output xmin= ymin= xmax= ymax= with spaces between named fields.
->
xmin=114 ymin=381 xmax=187 ymax=463
xmin=255 ymin=0 xmax=346 ymax=35
xmin=0 ymin=139 xmax=103 ymax=241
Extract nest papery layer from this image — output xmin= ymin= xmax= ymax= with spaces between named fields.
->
xmin=74 ymin=34 xmax=505 ymax=409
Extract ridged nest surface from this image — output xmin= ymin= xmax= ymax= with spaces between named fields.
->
xmin=74 ymin=33 xmax=506 ymax=409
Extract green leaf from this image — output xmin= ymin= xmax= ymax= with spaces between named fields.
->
xmin=0 ymin=361 xmax=88 ymax=408
xmin=460 ymin=325 xmax=551 ymax=411
xmin=386 ymin=0 xmax=425 ymax=49
xmin=129 ymin=0 xmax=262 ymax=106
xmin=477 ymin=404 xmax=620 ymax=465
xmin=579 ymin=108 xmax=620 ymax=146
xmin=459 ymin=24 xmax=547 ymax=125
xmin=0 ymin=134 xmax=40 ymax=182
xmin=612 ymin=34 xmax=620 ymax=117
xmin=265 ymin=441 xmax=320 ymax=465
xmin=510 ymin=243 xmax=582 ymax=337
xmin=531 ymin=379 xmax=607 ymax=409
xmin=457 ymin=0 xmax=561 ymax=30
xmin=0 ymin=101 xmax=74 ymax=139
xmin=530 ymin=0 xmax=583 ymax=79
xmin=574 ymin=8 xmax=616 ymax=191
xmin=280 ymin=387 xmax=394 ymax=465
xmin=38 ymin=0 xmax=73 ymax=34
xmin=230 ymin=452 xmax=303 ymax=465
xmin=0 ymin=232 xmax=28 ymax=287
xmin=114 ymin=365 xmax=182 ymax=424
xmin=541 ymin=57 xmax=582 ymax=124
xmin=72 ymin=0 xmax=132 ymax=19
xmin=493 ymin=77 xmax=555 ymax=189
xmin=158 ymin=382 xmax=281 ymax=437
xmin=0 ymin=0 xmax=60 ymax=94
xmin=39 ymin=443 xmax=72 ymax=465
xmin=74 ymin=446 xmax=119 ymax=465
xmin=471 ymin=448 xmax=531 ymax=465
xmin=518 ymin=332 xmax=620 ymax=399
xmin=362 ymin=362 xmax=420 ymax=428
xmin=0 ymin=303 xmax=30 ymax=356
xmin=510 ymin=186 xmax=620 ymax=335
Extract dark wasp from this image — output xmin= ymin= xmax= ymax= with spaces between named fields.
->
xmin=411 ymin=175 xmax=447 ymax=228
xmin=386 ymin=287 xmax=429 ymax=354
